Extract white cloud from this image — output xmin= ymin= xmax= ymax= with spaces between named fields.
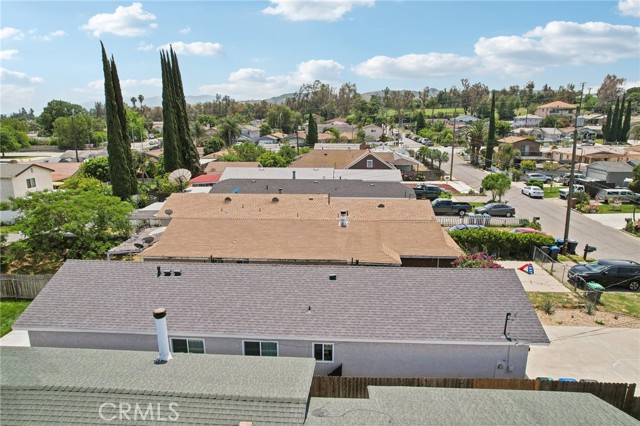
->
xmin=476 ymin=21 xmax=640 ymax=74
xmin=0 ymin=27 xmax=24 ymax=40
xmin=179 ymin=26 xmax=191 ymax=34
xmin=158 ymin=41 xmax=223 ymax=56
xmin=200 ymin=59 xmax=344 ymax=99
xmin=0 ymin=68 xmax=44 ymax=84
xmin=73 ymin=77 xmax=161 ymax=96
xmin=353 ymin=53 xmax=478 ymax=79
xmin=624 ymin=80 xmax=640 ymax=89
xmin=81 ymin=2 xmax=157 ymax=37
xmin=262 ymin=0 xmax=374 ymax=22
xmin=0 ymin=49 xmax=19 ymax=60
xmin=120 ymin=78 xmax=162 ymax=88
xmin=138 ymin=41 xmax=154 ymax=51
xmin=32 ymin=29 xmax=67 ymax=41
xmin=0 ymin=84 xmax=36 ymax=113
xmin=618 ymin=0 xmax=640 ymax=17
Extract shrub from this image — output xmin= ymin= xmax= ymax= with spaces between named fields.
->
xmin=510 ymin=168 xmax=522 ymax=182
xmin=543 ymin=300 xmax=555 ymax=315
xmin=526 ymin=180 xmax=543 ymax=188
xmin=449 ymin=228 xmax=555 ymax=259
xmin=452 ymin=252 xmax=503 ymax=268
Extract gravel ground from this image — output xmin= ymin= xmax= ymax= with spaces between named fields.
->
xmin=536 ymin=308 xmax=640 ymax=328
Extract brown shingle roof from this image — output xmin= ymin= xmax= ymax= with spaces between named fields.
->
xmin=537 ymin=101 xmax=576 ymax=109
xmin=203 ymin=161 xmax=261 ymax=173
xmin=497 ymin=136 xmax=539 ymax=145
xmin=140 ymin=193 xmax=462 ymax=264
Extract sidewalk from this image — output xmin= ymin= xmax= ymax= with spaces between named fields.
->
xmin=581 ymin=213 xmax=635 ymax=231
xmin=500 ymin=260 xmax=570 ymax=293
xmin=0 ymin=330 xmax=30 ymax=347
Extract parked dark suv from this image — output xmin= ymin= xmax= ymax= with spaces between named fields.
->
xmin=413 ymin=184 xmax=448 ymax=200
xmin=568 ymin=259 xmax=640 ymax=291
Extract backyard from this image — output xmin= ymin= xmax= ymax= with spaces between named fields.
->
xmin=0 ymin=300 xmax=30 ymax=337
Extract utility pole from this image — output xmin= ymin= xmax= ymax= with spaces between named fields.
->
xmin=561 ymin=82 xmax=585 ymax=255
xmin=449 ymin=107 xmax=457 ymax=180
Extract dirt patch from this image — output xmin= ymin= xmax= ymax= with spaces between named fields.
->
xmin=536 ymin=308 xmax=640 ymax=328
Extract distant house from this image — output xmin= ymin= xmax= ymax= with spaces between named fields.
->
xmin=362 ymin=125 xmax=384 ymax=141
xmin=497 ymin=136 xmax=543 ymax=157
xmin=139 ymin=193 xmax=463 ymax=267
xmin=290 ymin=149 xmax=395 ymax=170
xmin=453 ymin=115 xmax=478 ymax=124
xmin=257 ymin=134 xmax=279 ymax=145
xmin=586 ymin=161 xmax=635 ymax=187
xmin=512 ymin=114 xmax=542 ymax=128
xmin=0 ymin=163 xmax=54 ymax=201
xmin=534 ymin=101 xmax=577 ymax=120
xmin=203 ymin=161 xmax=261 ymax=174
xmin=15 ymin=260 xmax=548 ymax=378
xmin=240 ymin=124 xmax=260 ymax=141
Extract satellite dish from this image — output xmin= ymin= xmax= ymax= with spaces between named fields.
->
xmin=232 ymin=187 xmax=240 ymax=194
xmin=168 ymin=168 xmax=192 ymax=189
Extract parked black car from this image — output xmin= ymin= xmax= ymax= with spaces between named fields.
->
xmin=475 ymin=203 xmax=516 ymax=217
xmin=413 ymin=184 xmax=449 ymax=200
xmin=568 ymin=259 xmax=640 ymax=291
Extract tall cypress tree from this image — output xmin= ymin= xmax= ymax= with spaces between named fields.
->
xmin=101 ymin=42 xmax=134 ymax=199
xmin=610 ymin=98 xmax=620 ymax=143
xmin=485 ymin=91 xmax=496 ymax=170
xmin=307 ymin=113 xmax=318 ymax=147
xmin=621 ymin=100 xmax=632 ymax=143
xmin=110 ymin=57 xmax=137 ymax=194
xmin=602 ymin=104 xmax=612 ymax=142
xmin=160 ymin=50 xmax=180 ymax=172
xmin=616 ymin=94 xmax=626 ymax=142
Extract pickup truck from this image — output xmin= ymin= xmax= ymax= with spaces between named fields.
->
xmin=559 ymin=184 xmax=585 ymax=199
xmin=554 ymin=173 xmax=586 ymax=185
xmin=413 ymin=184 xmax=448 ymax=200
xmin=431 ymin=199 xmax=473 ymax=216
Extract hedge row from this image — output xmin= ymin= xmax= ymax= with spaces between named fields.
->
xmin=449 ymin=228 xmax=555 ymax=260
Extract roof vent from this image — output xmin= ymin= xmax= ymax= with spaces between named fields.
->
xmin=278 ymin=188 xmax=283 ymax=194
xmin=329 ymin=274 xmax=337 ymax=281
xmin=378 ymin=203 xmax=385 ymax=208
xmin=163 ymin=270 xmax=172 ymax=277
xmin=339 ymin=211 xmax=349 ymax=227
xmin=272 ymin=197 xmax=279 ymax=203
xmin=173 ymin=270 xmax=182 ymax=277
xmin=251 ymin=180 xmax=256 ymax=183
xmin=224 ymin=196 xmax=232 ymax=202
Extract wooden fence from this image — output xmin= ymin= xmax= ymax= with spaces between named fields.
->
xmin=310 ymin=376 xmax=640 ymax=420
xmin=0 ymin=274 xmax=52 ymax=300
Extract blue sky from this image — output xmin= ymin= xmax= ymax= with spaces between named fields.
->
xmin=1 ymin=0 xmax=639 ymax=114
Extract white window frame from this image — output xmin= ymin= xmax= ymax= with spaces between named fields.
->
xmin=26 ymin=177 xmax=36 ymax=188
xmin=366 ymin=159 xmax=373 ymax=168
xmin=312 ymin=342 xmax=335 ymax=363
xmin=170 ymin=337 xmax=206 ymax=354
xmin=242 ymin=340 xmax=279 ymax=357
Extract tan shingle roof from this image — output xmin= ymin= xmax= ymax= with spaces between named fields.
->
xmin=537 ymin=101 xmax=576 ymax=109
xmin=498 ymin=136 xmax=539 ymax=144
xmin=141 ymin=194 xmax=462 ymax=264
xmin=290 ymin=149 xmax=369 ymax=168
xmin=203 ymin=161 xmax=261 ymax=173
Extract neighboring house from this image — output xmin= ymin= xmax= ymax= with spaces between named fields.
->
xmin=317 ymin=123 xmax=358 ymax=137
xmin=497 ymin=136 xmax=543 ymax=157
xmin=203 ymin=161 xmax=261 ymax=174
xmin=281 ymin=134 xmax=306 ymax=147
xmin=0 ymin=163 xmax=54 ymax=201
xmin=1 ymin=346 xmax=314 ymax=425
xmin=24 ymin=161 xmax=81 ymax=186
xmin=580 ymin=126 xmax=602 ymax=139
xmin=314 ymin=143 xmax=368 ymax=150
xmin=362 ymin=125 xmax=384 ymax=141
xmin=548 ymin=146 xmax=627 ymax=165
xmin=59 ymin=149 xmax=106 ymax=162
xmin=453 ymin=115 xmax=478 ymax=124
xmin=139 ymin=193 xmax=464 ymax=266
xmin=306 ymin=387 xmax=639 ymax=425
xmin=586 ymin=161 xmax=634 ymax=187
xmin=219 ymin=167 xmax=403 ymax=182
xmin=257 ymin=134 xmax=279 ymax=145
xmin=534 ymin=101 xmax=577 ymax=119
xmin=536 ymin=128 xmax=564 ymax=141
xmin=512 ymin=114 xmax=543 ymax=128
xmin=14 ymin=260 xmax=548 ymax=378
xmin=240 ymin=124 xmax=260 ymax=141
xmin=189 ymin=173 xmax=222 ymax=187
xmin=372 ymin=151 xmax=423 ymax=172
xmin=578 ymin=114 xmax=606 ymax=126
xmin=209 ymin=179 xmax=416 ymax=199
xmin=290 ymin=150 xmax=395 ymax=170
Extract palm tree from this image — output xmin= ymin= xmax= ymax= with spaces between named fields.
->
xmin=417 ymin=146 xmax=431 ymax=167
xmin=138 ymin=94 xmax=144 ymax=109
xmin=466 ymin=120 xmax=486 ymax=166
xmin=495 ymin=143 xmax=516 ymax=170
xmin=130 ymin=97 xmax=137 ymax=109
xmin=435 ymin=150 xmax=449 ymax=171
xmin=192 ymin=122 xmax=206 ymax=146
xmin=217 ymin=117 xmax=241 ymax=147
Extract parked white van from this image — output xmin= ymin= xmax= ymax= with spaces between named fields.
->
xmin=595 ymin=188 xmax=640 ymax=203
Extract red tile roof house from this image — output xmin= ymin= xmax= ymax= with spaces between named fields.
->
xmin=14 ymin=260 xmax=549 ymax=378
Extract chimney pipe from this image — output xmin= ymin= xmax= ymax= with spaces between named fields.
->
xmin=339 ymin=211 xmax=349 ymax=227
xmin=293 ymin=170 xmax=296 ymax=180
xmin=278 ymin=188 xmax=283 ymax=194
xmin=153 ymin=308 xmax=172 ymax=364
xmin=157 ymin=266 xmax=161 ymax=277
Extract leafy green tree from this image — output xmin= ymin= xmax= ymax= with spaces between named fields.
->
xmin=257 ymin=151 xmax=287 ymax=167
xmin=8 ymin=183 xmax=133 ymax=267
xmin=307 ymin=113 xmax=318 ymax=147
xmin=203 ymin=136 xmax=225 ymax=155
xmin=415 ymin=110 xmax=426 ymax=133
xmin=233 ymin=141 xmax=266 ymax=161
xmin=324 ymin=126 xmax=341 ymax=143
xmin=101 ymin=42 xmax=136 ymax=199
xmin=259 ymin=123 xmax=272 ymax=136
xmin=628 ymin=164 xmax=640 ymax=193
xmin=355 ymin=128 xmax=365 ymax=143
xmin=0 ymin=118 xmax=30 ymax=156
xmin=495 ymin=120 xmax=512 ymax=138
xmin=37 ymin=100 xmax=86 ymax=136
xmin=52 ymin=114 xmax=94 ymax=150
xmin=520 ymin=160 xmax=536 ymax=171
xmin=495 ymin=143 xmax=516 ymax=170
xmin=80 ymin=157 xmax=111 ymax=182
xmin=278 ymin=143 xmax=297 ymax=164
xmin=126 ymin=109 xmax=147 ymax=142
xmin=267 ymin=105 xmax=294 ymax=133
xmin=481 ymin=173 xmax=511 ymax=201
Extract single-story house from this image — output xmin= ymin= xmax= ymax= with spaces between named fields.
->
xmin=547 ymin=146 xmax=627 ymax=165
xmin=586 ymin=161 xmax=635 ymax=187
xmin=189 ymin=173 xmax=222 ymax=187
xmin=138 ymin=193 xmax=464 ymax=267
xmin=362 ymin=125 xmax=384 ymax=141
xmin=14 ymin=260 xmax=548 ymax=378
xmin=290 ymin=149 xmax=395 ymax=170
xmin=208 ymin=179 xmax=416 ymax=198
xmin=1 ymin=346 xmax=314 ymax=425
xmin=25 ymin=161 xmax=81 ymax=186
xmin=512 ymin=114 xmax=542 ymax=128
xmin=257 ymin=135 xmax=280 ymax=145
xmin=452 ymin=115 xmax=478 ymax=124
xmin=218 ymin=167 xmax=403 ymax=182
xmin=497 ymin=136 xmax=543 ymax=157
xmin=203 ymin=161 xmax=261 ymax=174
xmin=0 ymin=163 xmax=54 ymax=201
xmin=534 ymin=101 xmax=577 ymax=119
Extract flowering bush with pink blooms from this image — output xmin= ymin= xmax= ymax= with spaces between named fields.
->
xmin=452 ymin=252 xmax=503 ymax=268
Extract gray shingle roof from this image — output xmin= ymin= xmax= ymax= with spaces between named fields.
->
xmin=0 ymin=163 xmax=52 ymax=178
xmin=1 ymin=347 xmax=314 ymax=425
xmin=587 ymin=161 xmax=634 ymax=172
xmin=209 ymin=179 xmax=415 ymax=198
xmin=14 ymin=260 xmax=548 ymax=344
xmin=305 ymin=386 xmax=639 ymax=425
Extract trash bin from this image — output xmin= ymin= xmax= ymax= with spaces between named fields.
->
xmin=536 ymin=377 xmax=553 ymax=381
xmin=585 ymin=282 xmax=605 ymax=304
xmin=540 ymin=246 xmax=551 ymax=256
xmin=549 ymin=245 xmax=560 ymax=261
xmin=555 ymin=238 xmax=579 ymax=255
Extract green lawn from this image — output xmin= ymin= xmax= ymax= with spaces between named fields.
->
xmin=0 ymin=300 xmax=30 ymax=337
xmin=592 ymin=204 xmax=640 ymax=214
xmin=543 ymin=187 xmax=560 ymax=198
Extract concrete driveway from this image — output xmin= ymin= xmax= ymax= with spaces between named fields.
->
xmin=500 ymin=260 xmax=570 ymax=293
xmin=527 ymin=326 xmax=640 ymax=394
